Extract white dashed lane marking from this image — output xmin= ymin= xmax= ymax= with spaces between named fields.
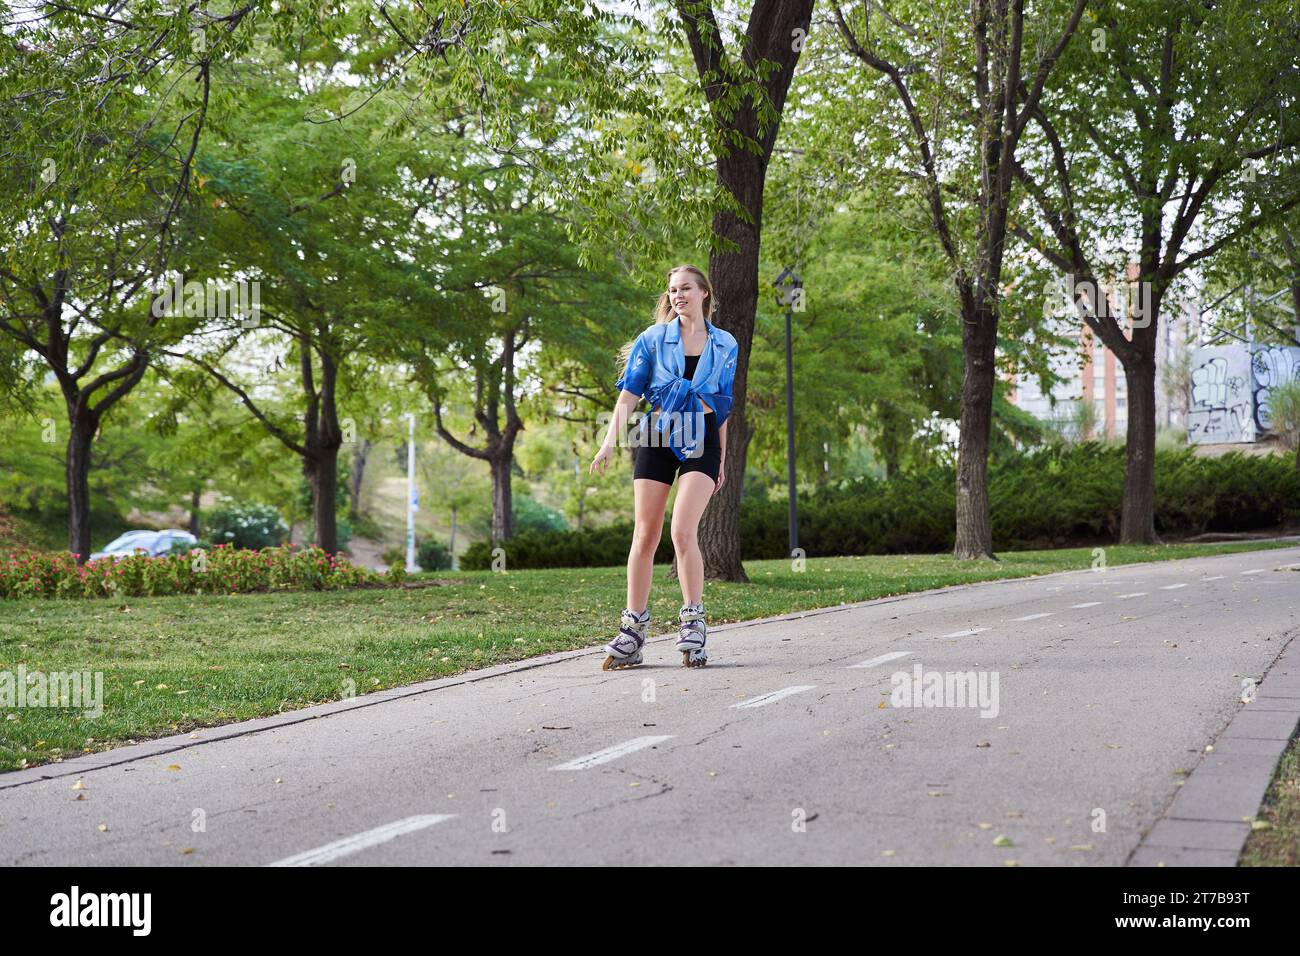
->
xmin=1160 ymin=584 xmax=1188 ymax=590
xmin=848 ymin=651 xmax=912 ymax=669
xmin=1203 ymin=575 xmax=1226 ymax=581
xmin=550 ymin=735 xmax=675 ymax=771
xmin=942 ymin=627 xmax=990 ymax=638
xmin=1013 ymin=613 xmax=1053 ymax=621
xmin=730 ymin=686 xmax=817 ymax=710
xmin=1240 ymin=569 xmax=1266 ymax=576
xmin=1118 ymin=592 xmax=1148 ymax=599
xmin=268 ymin=814 xmax=457 ymax=867
xmin=1070 ymin=602 xmax=1103 ymax=608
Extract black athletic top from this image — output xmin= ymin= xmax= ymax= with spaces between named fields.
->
xmin=682 ymin=353 xmax=714 ymax=415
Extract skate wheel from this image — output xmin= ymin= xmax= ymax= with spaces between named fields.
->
xmin=602 ymin=656 xmax=618 ymax=671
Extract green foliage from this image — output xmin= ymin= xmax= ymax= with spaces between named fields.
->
xmin=462 ymin=520 xmax=674 ymax=571
xmin=0 ymin=544 xmax=382 ymax=600
xmin=463 ymin=445 xmax=1300 ymax=567
xmin=513 ymin=495 xmax=568 ymax=534
xmin=351 ymin=511 xmax=384 ymax=541
xmin=1266 ymin=381 xmax=1300 ymax=452
xmin=417 ymin=538 xmax=453 ymax=572
xmin=205 ymin=501 xmax=288 ymax=550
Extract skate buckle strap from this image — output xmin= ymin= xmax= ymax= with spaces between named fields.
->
xmin=610 ymin=629 xmax=643 ymax=654
xmin=678 ymin=602 xmax=704 ymax=623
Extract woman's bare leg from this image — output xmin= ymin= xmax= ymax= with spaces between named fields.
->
xmin=670 ymin=472 xmax=716 ymax=606
xmin=628 ymin=478 xmax=672 ymax=612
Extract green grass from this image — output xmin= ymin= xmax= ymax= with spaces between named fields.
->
xmin=0 ymin=539 xmax=1295 ymax=773
xmin=1239 ymin=732 xmax=1300 ymax=866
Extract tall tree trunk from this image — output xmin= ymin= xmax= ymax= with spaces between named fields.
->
xmin=490 ymin=454 xmax=513 ymax=544
xmin=882 ymin=420 xmax=901 ymax=479
xmin=309 ymin=445 xmax=340 ymax=554
xmin=698 ymin=252 xmax=757 ymax=583
xmin=426 ymin=324 xmax=525 ymax=548
xmin=954 ymin=302 xmax=998 ymax=559
xmin=303 ymin=341 xmax=344 ymax=553
xmin=65 ymin=407 xmax=96 ymax=564
xmin=1120 ymin=356 xmax=1159 ymax=544
xmin=349 ymin=438 xmax=371 ymax=521
xmin=1114 ymin=277 xmax=1162 ymax=545
xmin=678 ymin=0 xmax=814 ymax=584
xmin=189 ymin=487 xmax=201 ymax=536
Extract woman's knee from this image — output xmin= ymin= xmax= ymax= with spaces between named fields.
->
xmin=630 ymin=526 xmax=660 ymax=556
xmin=670 ymin=521 xmax=697 ymax=553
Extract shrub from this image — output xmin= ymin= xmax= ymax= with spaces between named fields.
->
xmin=205 ymin=501 xmax=288 ymax=550
xmin=460 ymin=443 xmax=1300 ymax=568
xmin=417 ymin=538 xmax=453 ymax=572
xmin=513 ymin=495 xmax=568 ymax=534
xmin=0 ymin=544 xmax=386 ymax=600
xmin=462 ymin=521 xmax=673 ymax=570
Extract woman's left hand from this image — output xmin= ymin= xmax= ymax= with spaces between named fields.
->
xmin=714 ymin=457 xmax=726 ymax=494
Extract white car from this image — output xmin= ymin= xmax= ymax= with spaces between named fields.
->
xmin=89 ymin=529 xmax=198 ymax=562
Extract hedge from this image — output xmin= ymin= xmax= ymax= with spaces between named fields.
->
xmin=461 ymin=443 xmax=1300 ymax=569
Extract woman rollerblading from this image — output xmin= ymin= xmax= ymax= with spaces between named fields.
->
xmin=590 ymin=264 xmax=738 ymax=672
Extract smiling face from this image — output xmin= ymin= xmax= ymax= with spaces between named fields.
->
xmin=668 ymin=270 xmax=709 ymax=323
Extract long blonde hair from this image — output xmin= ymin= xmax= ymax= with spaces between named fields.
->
xmin=615 ymin=264 xmax=717 ymax=372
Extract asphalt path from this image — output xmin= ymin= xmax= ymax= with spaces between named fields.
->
xmin=2 ymin=547 xmax=1298 ymax=866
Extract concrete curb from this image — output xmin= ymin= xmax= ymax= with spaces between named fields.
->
xmin=1126 ymin=633 xmax=1300 ymax=867
xmin=5 ymin=543 xmax=1299 ymax=793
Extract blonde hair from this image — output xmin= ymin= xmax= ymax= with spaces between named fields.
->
xmin=615 ymin=264 xmax=716 ymax=373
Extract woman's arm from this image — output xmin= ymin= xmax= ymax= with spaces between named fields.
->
xmin=600 ymin=391 xmax=641 ymax=450
xmin=719 ymin=418 xmax=727 ymax=461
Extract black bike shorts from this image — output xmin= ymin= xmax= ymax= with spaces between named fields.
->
xmin=632 ymin=409 xmax=720 ymax=485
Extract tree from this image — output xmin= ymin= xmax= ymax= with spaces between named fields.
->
xmin=830 ymin=0 xmax=1090 ymax=558
xmin=0 ymin=0 xmax=316 ymax=561
xmin=663 ymin=0 xmax=817 ymax=581
xmin=1009 ymin=0 xmax=1300 ymax=541
xmin=0 ymin=64 xmax=193 ymax=560
xmin=752 ymin=175 xmax=965 ymax=481
xmin=160 ymin=35 xmax=447 ymax=554
xmin=377 ymin=35 xmax=647 ymax=545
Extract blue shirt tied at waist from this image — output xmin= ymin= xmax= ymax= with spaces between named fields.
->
xmin=615 ymin=315 xmax=739 ymax=463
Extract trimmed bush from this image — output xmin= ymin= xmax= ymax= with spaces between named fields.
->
xmin=462 ymin=521 xmax=674 ymax=571
xmin=461 ymin=444 xmax=1300 ymax=569
xmin=205 ymin=501 xmax=288 ymax=550
xmin=417 ymin=538 xmax=453 ymax=572
xmin=1 ymin=544 xmax=385 ymax=599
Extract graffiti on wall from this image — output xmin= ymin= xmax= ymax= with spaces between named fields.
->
xmin=1189 ymin=344 xmax=1300 ymax=443
xmin=1250 ymin=345 xmax=1300 ymax=433
xmin=1188 ymin=347 xmax=1253 ymax=443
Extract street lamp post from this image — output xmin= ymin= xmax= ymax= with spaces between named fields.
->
xmin=773 ymin=267 xmax=802 ymax=558
xmin=405 ymin=413 xmax=418 ymax=573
